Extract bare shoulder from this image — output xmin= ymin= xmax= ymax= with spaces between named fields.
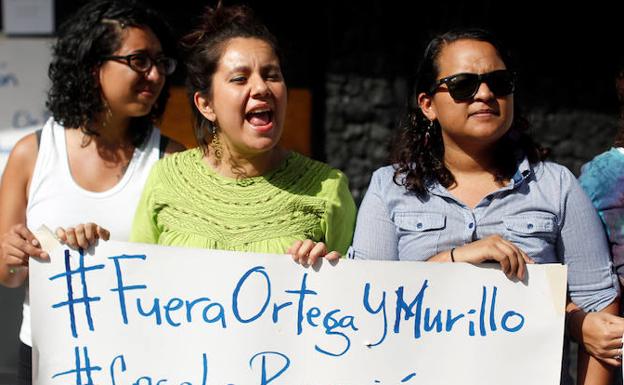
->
xmin=0 ymin=132 xmax=39 ymax=203
xmin=7 ymin=132 xmax=39 ymax=171
xmin=164 ymin=138 xmax=186 ymax=156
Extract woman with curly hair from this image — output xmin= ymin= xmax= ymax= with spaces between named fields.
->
xmin=350 ymin=28 xmax=622 ymax=384
xmin=130 ymin=3 xmax=356 ymax=264
xmin=0 ymin=1 xmax=183 ymax=384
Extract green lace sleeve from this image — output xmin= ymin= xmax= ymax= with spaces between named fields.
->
xmin=320 ymin=169 xmax=357 ymax=255
xmin=130 ymin=161 xmax=163 ymax=244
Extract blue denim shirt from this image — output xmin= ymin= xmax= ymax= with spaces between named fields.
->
xmin=350 ymin=158 xmax=619 ymax=312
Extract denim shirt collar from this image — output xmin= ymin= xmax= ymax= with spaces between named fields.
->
xmin=427 ymin=156 xmax=533 ymax=202
xmin=510 ymin=157 xmax=533 ymax=188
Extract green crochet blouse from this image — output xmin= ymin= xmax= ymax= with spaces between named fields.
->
xmin=130 ymin=148 xmax=356 ymax=255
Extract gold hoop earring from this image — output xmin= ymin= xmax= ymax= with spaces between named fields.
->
xmin=209 ymin=122 xmax=223 ymax=161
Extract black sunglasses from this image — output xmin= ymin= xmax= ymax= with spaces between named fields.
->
xmin=430 ymin=69 xmax=515 ymax=100
xmin=101 ymin=53 xmax=177 ymax=76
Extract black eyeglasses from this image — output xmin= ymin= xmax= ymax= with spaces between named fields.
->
xmin=101 ymin=53 xmax=177 ymax=75
xmin=430 ymin=69 xmax=515 ymax=100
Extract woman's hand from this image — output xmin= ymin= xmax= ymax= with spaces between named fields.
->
xmin=287 ymin=239 xmax=341 ymax=266
xmin=55 ymin=223 xmax=110 ymax=250
xmin=440 ymin=234 xmax=533 ymax=280
xmin=581 ymin=311 xmax=624 ymax=367
xmin=1 ymin=224 xmax=49 ymax=269
xmin=568 ymin=301 xmax=624 ymax=368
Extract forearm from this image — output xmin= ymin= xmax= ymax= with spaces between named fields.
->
xmin=566 ymin=301 xmax=585 ymax=342
xmin=428 ymin=249 xmax=454 ymax=262
xmin=0 ymin=135 xmax=35 ymax=288
xmin=569 ymin=300 xmax=619 ymax=385
xmin=578 ymin=353 xmax=612 ymax=385
xmin=567 ymin=300 xmax=620 ymax=341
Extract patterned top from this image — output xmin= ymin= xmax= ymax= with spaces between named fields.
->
xmin=130 ymin=148 xmax=356 ymax=255
xmin=579 ymin=147 xmax=624 ymax=283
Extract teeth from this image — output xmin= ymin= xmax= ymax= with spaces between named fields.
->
xmin=248 ymin=108 xmax=271 ymax=114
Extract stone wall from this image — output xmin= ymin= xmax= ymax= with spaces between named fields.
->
xmin=324 ymin=74 xmax=405 ymax=202
xmin=529 ymin=110 xmax=619 ymax=175
xmin=325 ymin=74 xmax=621 ymax=204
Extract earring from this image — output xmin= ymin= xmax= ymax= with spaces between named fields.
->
xmin=209 ymin=122 xmax=223 ymax=161
xmin=101 ymin=100 xmax=113 ymax=130
xmin=423 ymin=120 xmax=434 ymax=147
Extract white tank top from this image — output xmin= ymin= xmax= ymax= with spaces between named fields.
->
xmin=20 ymin=117 xmax=162 ymax=345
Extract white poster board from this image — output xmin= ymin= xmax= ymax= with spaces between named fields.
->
xmin=30 ymin=233 xmax=567 ymax=385
xmin=0 ymin=37 xmax=52 ymax=171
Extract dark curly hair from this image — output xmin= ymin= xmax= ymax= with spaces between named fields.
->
xmin=180 ymin=2 xmax=282 ymax=153
xmin=391 ymin=28 xmax=548 ymax=197
xmin=46 ymin=0 xmax=176 ymax=146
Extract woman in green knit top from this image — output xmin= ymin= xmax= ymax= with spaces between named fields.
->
xmin=130 ymin=4 xmax=356 ymax=263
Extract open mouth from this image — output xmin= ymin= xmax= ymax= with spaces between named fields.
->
xmin=245 ymin=108 xmax=274 ymax=131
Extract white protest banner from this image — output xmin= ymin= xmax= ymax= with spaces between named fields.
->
xmin=30 ymin=231 xmax=567 ymax=385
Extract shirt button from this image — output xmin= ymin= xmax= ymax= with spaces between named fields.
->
xmin=468 ymin=223 xmax=474 ymax=229
xmin=416 ymin=222 xmax=423 ymax=229
xmin=527 ymin=223 xmax=534 ymax=230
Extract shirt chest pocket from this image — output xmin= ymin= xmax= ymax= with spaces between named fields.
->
xmin=394 ymin=212 xmax=446 ymax=261
xmin=502 ymin=213 xmax=558 ymax=258
xmin=502 ymin=214 xmax=557 ymax=236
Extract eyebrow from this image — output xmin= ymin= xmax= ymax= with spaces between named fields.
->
xmin=262 ymin=64 xmax=281 ymax=72
xmin=227 ymin=63 xmax=281 ymax=74
xmin=126 ymin=48 xmax=164 ymax=56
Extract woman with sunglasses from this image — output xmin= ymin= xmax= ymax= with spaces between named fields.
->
xmin=350 ymin=28 xmax=620 ymax=384
xmin=0 ymin=1 xmax=183 ymax=384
